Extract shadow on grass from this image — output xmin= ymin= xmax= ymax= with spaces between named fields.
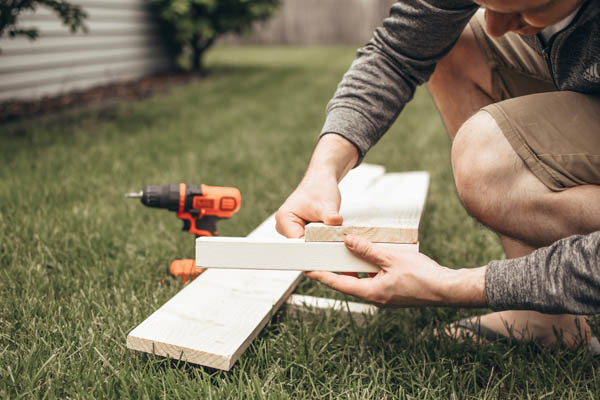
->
xmin=136 ymin=352 xmax=225 ymax=378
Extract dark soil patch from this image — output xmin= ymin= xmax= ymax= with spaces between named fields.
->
xmin=0 ymin=72 xmax=203 ymax=124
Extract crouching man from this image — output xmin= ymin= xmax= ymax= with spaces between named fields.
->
xmin=276 ymin=1 xmax=600 ymax=350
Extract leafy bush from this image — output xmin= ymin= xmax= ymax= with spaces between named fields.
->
xmin=151 ymin=0 xmax=280 ymax=71
xmin=0 ymin=0 xmax=87 ymax=42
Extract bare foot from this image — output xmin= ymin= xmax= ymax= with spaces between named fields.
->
xmin=444 ymin=310 xmax=591 ymax=348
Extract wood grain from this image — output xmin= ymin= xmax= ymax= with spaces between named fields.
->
xmin=305 ymin=171 xmax=429 ymax=243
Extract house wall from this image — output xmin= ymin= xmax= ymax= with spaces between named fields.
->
xmin=0 ymin=0 xmax=173 ymax=102
xmin=0 ymin=0 xmax=397 ymax=102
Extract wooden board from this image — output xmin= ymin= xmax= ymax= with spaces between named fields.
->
xmin=126 ymin=268 xmax=302 ymax=370
xmin=286 ymin=294 xmax=377 ymax=325
xmin=305 ymin=171 xmax=429 ymax=243
xmin=196 ymin=237 xmax=418 ymax=273
xmin=126 ymin=163 xmax=386 ymax=370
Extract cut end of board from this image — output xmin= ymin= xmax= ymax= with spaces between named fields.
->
xmin=304 ymin=223 xmax=418 ymax=243
xmin=126 ymin=333 xmax=233 ymax=370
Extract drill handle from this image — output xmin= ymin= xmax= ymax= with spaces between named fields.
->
xmin=181 ymin=215 xmax=220 ymax=237
xmin=195 ymin=216 xmax=219 ymax=237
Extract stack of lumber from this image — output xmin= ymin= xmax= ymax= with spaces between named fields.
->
xmin=127 ymin=164 xmax=429 ymax=370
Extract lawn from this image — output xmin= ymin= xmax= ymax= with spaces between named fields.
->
xmin=1 ymin=46 xmax=598 ymax=399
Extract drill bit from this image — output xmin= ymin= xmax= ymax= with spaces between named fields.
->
xmin=125 ymin=191 xmax=143 ymax=198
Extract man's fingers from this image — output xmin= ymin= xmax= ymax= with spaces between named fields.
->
xmin=344 ymin=234 xmax=389 ymax=268
xmin=322 ymin=213 xmax=343 ymax=226
xmin=275 ymin=210 xmax=306 ymax=238
xmin=305 ymin=271 xmax=372 ymax=299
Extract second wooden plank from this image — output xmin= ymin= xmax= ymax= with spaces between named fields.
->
xmin=196 ymin=237 xmax=418 ymax=273
xmin=304 ymin=171 xmax=429 ymax=243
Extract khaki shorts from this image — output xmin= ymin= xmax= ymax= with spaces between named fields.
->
xmin=470 ymin=10 xmax=600 ymax=191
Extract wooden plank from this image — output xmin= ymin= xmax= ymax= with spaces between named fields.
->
xmin=305 ymin=171 xmax=429 ymax=243
xmin=126 ymin=268 xmax=302 ymax=370
xmin=196 ymin=237 xmax=418 ymax=273
xmin=285 ymin=294 xmax=378 ymax=325
xmin=126 ymin=163 xmax=386 ymax=370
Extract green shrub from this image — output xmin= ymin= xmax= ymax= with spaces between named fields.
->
xmin=151 ymin=0 xmax=280 ymax=71
xmin=0 ymin=0 xmax=87 ymax=44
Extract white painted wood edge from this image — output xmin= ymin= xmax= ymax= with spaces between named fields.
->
xmin=196 ymin=237 xmax=419 ymax=273
xmin=286 ymin=294 xmax=378 ymax=316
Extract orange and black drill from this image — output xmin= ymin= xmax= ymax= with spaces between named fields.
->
xmin=126 ymin=183 xmax=241 ymax=282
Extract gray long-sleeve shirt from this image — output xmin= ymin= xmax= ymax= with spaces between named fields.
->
xmin=320 ymin=1 xmax=600 ymax=313
xmin=486 ymin=232 xmax=600 ymax=315
xmin=321 ymin=0 xmax=600 ymax=161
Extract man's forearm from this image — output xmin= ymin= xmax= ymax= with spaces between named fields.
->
xmin=437 ymin=231 xmax=600 ymax=314
xmin=485 ymin=231 xmax=600 ymax=314
xmin=305 ymin=133 xmax=359 ymax=183
xmin=438 ymin=266 xmax=487 ymax=307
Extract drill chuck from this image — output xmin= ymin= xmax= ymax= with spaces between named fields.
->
xmin=140 ymin=184 xmax=181 ymax=211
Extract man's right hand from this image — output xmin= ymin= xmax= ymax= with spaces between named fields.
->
xmin=275 ymin=171 xmax=343 ymax=238
xmin=275 ymin=133 xmax=359 ymax=238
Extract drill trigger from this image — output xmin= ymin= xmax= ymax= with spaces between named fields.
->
xmin=195 ymin=216 xmax=219 ymax=237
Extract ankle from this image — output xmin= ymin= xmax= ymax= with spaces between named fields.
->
xmin=539 ymin=315 xmax=591 ymax=348
xmin=495 ymin=311 xmax=591 ymax=347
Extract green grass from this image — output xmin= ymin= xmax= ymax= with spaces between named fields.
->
xmin=1 ymin=46 xmax=598 ymax=399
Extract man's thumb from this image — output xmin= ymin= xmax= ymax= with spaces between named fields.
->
xmin=275 ymin=211 xmax=306 ymax=238
xmin=320 ymin=201 xmax=343 ymax=226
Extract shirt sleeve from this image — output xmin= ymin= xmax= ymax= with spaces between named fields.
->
xmin=320 ymin=0 xmax=478 ymax=164
xmin=485 ymin=231 xmax=600 ymax=314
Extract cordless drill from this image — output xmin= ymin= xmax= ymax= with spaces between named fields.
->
xmin=126 ymin=183 xmax=241 ymax=236
xmin=126 ymin=183 xmax=241 ymax=282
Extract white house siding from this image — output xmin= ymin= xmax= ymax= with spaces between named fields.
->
xmin=0 ymin=0 xmax=397 ymax=103
xmin=0 ymin=0 xmax=173 ymax=102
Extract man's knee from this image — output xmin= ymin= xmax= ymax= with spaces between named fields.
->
xmin=451 ymin=111 xmax=509 ymax=221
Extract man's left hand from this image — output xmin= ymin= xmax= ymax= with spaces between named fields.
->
xmin=305 ymin=235 xmax=487 ymax=307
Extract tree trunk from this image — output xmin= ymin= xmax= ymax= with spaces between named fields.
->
xmin=191 ymin=36 xmax=215 ymax=72
xmin=191 ymin=45 xmax=203 ymax=72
